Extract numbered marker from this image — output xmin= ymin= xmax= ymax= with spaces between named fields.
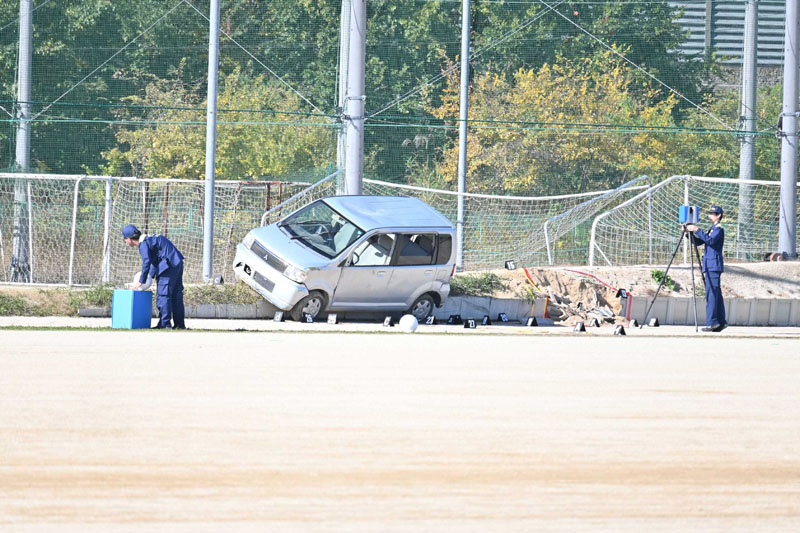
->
xmin=464 ymin=319 xmax=477 ymax=329
xmin=273 ymin=311 xmax=284 ymax=322
xmin=425 ymin=316 xmax=436 ymax=325
xmin=303 ymin=313 xmax=314 ymax=323
xmin=497 ymin=313 xmax=509 ymax=322
xmin=327 ymin=314 xmax=338 ymax=324
xmin=481 ymin=315 xmax=491 ymax=326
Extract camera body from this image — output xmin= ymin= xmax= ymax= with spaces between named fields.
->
xmin=678 ymin=205 xmax=700 ymax=224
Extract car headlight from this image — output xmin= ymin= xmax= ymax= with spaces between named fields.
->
xmin=242 ymin=232 xmax=255 ymax=248
xmin=283 ymin=264 xmax=307 ymax=284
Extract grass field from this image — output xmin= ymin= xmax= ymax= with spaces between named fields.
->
xmin=1 ymin=329 xmax=799 ymax=531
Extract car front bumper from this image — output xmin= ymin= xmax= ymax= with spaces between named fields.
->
xmin=232 ymin=243 xmax=308 ymax=310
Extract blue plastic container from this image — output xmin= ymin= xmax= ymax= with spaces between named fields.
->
xmin=111 ymin=290 xmax=153 ymax=329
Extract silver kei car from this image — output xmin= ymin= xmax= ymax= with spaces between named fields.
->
xmin=233 ymin=195 xmax=457 ymax=321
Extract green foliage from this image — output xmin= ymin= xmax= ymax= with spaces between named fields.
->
xmin=650 ymin=269 xmax=677 ymax=291
xmin=68 ymin=284 xmax=114 ymax=309
xmin=0 ymin=293 xmax=27 ymax=316
xmin=427 ymin=50 xmax=680 ymax=194
xmin=450 ymin=272 xmax=506 ymax=297
xmin=184 ymin=283 xmax=262 ymax=305
xmin=102 ymin=68 xmax=335 ymax=179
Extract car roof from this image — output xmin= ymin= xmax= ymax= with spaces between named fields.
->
xmin=322 ymin=195 xmax=455 ymax=231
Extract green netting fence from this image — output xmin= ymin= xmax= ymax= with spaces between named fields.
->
xmin=0 ymin=1 xmax=795 ymax=284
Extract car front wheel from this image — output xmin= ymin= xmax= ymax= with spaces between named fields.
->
xmin=290 ymin=291 xmax=326 ymax=322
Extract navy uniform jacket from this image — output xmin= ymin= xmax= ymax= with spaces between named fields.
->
xmin=138 ymin=235 xmax=184 ymax=283
xmin=691 ymin=224 xmax=724 ymax=273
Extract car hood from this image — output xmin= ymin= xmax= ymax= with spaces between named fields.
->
xmin=249 ymin=223 xmax=333 ymax=269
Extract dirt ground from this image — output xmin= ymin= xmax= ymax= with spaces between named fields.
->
xmin=1 ymin=330 xmax=799 ymax=530
xmin=470 ymin=261 xmax=800 ymax=323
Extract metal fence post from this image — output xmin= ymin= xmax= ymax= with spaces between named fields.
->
xmin=26 ymin=181 xmax=33 ymax=282
xmin=101 ymin=177 xmax=113 ymax=283
xmin=683 ymin=177 xmax=689 ymax=265
xmin=67 ymin=176 xmax=84 ymax=285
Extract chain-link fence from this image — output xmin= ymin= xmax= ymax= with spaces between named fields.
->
xmin=0 ymin=173 xmax=311 ymax=284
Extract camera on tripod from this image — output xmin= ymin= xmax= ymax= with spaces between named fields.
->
xmin=678 ymin=205 xmax=700 ymax=225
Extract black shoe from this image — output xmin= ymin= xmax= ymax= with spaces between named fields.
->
xmin=701 ymin=327 xmax=715 ymax=332
xmin=174 ymin=326 xmax=187 ymax=330
xmin=712 ymin=323 xmax=727 ymax=332
xmin=151 ymin=324 xmax=171 ymax=329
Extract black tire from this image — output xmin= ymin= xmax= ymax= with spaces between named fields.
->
xmin=290 ymin=291 xmax=326 ymax=322
xmin=408 ymin=294 xmax=435 ymax=322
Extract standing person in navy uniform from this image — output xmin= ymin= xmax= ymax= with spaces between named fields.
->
xmin=685 ymin=206 xmax=726 ymax=332
xmin=122 ymin=224 xmax=186 ymax=329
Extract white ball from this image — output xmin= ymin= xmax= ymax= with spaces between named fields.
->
xmin=134 ymin=271 xmax=153 ymax=291
xmin=399 ymin=314 xmax=419 ymax=333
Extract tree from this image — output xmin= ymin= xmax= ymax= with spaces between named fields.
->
xmin=102 ymin=69 xmax=335 ymax=180
xmin=426 ymin=50 xmax=679 ymax=194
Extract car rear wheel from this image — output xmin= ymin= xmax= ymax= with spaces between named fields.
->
xmin=290 ymin=291 xmax=326 ymax=322
xmin=408 ymin=294 xmax=434 ymax=322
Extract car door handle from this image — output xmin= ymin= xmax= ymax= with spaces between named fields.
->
xmin=424 ymin=269 xmax=434 ymax=276
xmin=376 ymin=270 xmax=387 ymax=278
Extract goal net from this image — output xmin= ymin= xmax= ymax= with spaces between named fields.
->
xmin=589 ymin=175 xmax=800 ymax=266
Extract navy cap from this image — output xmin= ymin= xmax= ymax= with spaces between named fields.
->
xmin=121 ymin=224 xmax=139 ymax=238
xmin=708 ymin=205 xmax=723 ymax=215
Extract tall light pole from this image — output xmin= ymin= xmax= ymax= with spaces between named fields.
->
xmin=11 ymin=0 xmax=33 ymax=282
xmin=343 ymin=0 xmax=365 ymax=195
xmin=737 ymin=0 xmax=758 ymax=260
xmin=202 ymin=0 xmax=221 ymax=281
xmin=778 ymin=0 xmax=798 ymax=258
xmin=455 ymin=0 xmax=471 ymax=270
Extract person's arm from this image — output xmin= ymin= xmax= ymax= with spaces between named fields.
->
xmin=692 ymin=225 xmax=723 ymax=248
xmin=684 ymin=224 xmax=704 ymax=245
xmin=138 ymin=241 xmax=155 ymax=283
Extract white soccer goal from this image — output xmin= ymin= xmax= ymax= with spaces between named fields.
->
xmin=0 ymin=173 xmax=310 ymax=285
xmin=589 ymin=175 xmax=800 ymax=266
xmin=259 ymin=173 xmax=650 ymax=270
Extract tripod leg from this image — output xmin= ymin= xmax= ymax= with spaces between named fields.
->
xmin=642 ymin=229 xmax=686 ymax=328
xmin=689 ymin=234 xmax=699 ymax=332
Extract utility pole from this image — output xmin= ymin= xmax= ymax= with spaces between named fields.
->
xmin=738 ymin=0 xmax=758 ymax=260
xmin=343 ymin=0 xmax=366 ymax=195
xmin=11 ymin=0 xmax=33 ymax=282
xmin=456 ymin=0 xmax=471 ymax=271
xmin=778 ymin=0 xmax=798 ymax=258
xmin=202 ymin=0 xmax=221 ymax=281
xmin=337 ymin=0 xmax=352 ymax=194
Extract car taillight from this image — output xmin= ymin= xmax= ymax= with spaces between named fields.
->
xmin=450 ymin=264 xmax=456 ymax=277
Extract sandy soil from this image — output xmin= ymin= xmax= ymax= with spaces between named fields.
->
xmin=1 ymin=330 xmax=799 ymax=530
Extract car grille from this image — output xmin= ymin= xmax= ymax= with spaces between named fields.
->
xmin=250 ymin=241 xmax=287 ymax=272
xmin=253 ymin=272 xmax=275 ymax=292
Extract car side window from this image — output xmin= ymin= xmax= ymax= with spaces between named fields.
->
xmin=395 ymin=234 xmax=436 ymax=266
xmin=349 ymin=233 xmax=395 ymax=266
xmin=436 ymin=234 xmax=452 ymax=265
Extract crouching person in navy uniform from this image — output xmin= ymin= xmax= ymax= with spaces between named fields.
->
xmin=685 ymin=206 xmax=726 ymax=332
xmin=122 ymin=224 xmax=186 ymax=329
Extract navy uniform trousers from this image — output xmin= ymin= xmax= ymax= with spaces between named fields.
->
xmin=703 ymin=270 xmax=726 ymax=329
xmin=156 ymin=262 xmax=185 ymax=329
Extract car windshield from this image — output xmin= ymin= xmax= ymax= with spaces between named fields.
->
xmin=279 ymin=200 xmax=365 ymax=259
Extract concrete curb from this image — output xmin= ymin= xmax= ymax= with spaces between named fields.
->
xmin=78 ymin=295 xmax=800 ymax=327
